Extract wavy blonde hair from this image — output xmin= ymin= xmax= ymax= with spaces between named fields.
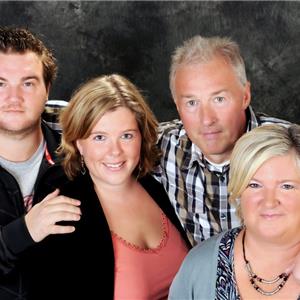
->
xmin=58 ymin=74 xmax=160 ymax=180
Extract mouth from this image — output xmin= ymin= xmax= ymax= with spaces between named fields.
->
xmin=261 ymin=213 xmax=282 ymax=220
xmin=2 ymin=107 xmax=24 ymax=113
xmin=201 ymin=131 xmax=221 ymax=140
xmin=103 ymin=162 xmax=125 ymax=170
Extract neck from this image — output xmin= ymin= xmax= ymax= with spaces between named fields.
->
xmin=241 ymin=228 xmax=298 ymax=296
xmin=243 ymin=229 xmax=300 ymax=266
xmin=0 ymin=127 xmax=43 ymax=162
xmin=94 ymin=176 xmax=139 ymax=203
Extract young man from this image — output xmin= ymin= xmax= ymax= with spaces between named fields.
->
xmin=0 ymin=27 xmax=81 ymax=299
xmin=155 ymin=35 xmax=290 ymax=246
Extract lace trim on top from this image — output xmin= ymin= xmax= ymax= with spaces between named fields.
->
xmin=111 ymin=212 xmax=169 ymax=253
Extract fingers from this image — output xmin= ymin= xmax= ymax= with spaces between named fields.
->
xmin=42 ymin=190 xmax=81 ymax=207
xmin=48 ymin=224 xmax=76 ymax=235
xmin=25 ymin=190 xmax=82 ymax=242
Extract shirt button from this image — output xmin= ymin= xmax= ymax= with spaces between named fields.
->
xmin=220 ymin=213 xmax=226 ymax=220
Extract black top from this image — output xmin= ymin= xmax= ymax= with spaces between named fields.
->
xmin=0 ymin=122 xmax=65 ymax=300
xmin=31 ymin=172 xmax=191 ymax=300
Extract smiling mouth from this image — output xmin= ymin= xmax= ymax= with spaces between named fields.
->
xmin=104 ymin=162 xmax=124 ymax=169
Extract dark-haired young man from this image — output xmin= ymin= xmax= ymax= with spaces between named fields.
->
xmin=0 ymin=27 xmax=81 ymax=299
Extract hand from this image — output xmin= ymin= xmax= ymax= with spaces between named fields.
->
xmin=25 ymin=189 xmax=81 ymax=242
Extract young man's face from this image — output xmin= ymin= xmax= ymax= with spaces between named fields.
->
xmin=0 ymin=51 xmax=48 ymax=135
xmin=174 ymin=55 xmax=251 ymax=164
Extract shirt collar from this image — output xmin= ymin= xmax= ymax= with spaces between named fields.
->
xmin=246 ymin=105 xmax=259 ymax=132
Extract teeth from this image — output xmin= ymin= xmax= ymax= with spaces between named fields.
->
xmin=105 ymin=162 xmax=123 ymax=168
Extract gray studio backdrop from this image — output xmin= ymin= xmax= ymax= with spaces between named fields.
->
xmin=1 ymin=1 xmax=299 ymax=122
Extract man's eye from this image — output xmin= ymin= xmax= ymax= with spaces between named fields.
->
xmin=214 ymin=96 xmax=225 ymax=103
xmin=186 ymin=100 xmax=198 ymax=107
xmin=24 ymin=82 xmax=34 ymax=87
xmin=0 ymin=82 xmax=6 ymax=87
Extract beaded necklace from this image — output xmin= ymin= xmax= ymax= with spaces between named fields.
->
xmin=242 ymin=230 xmax=290 ymax=296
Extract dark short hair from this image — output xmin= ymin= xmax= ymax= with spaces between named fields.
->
xmin=0 ymin=26 xmax=57 ymax=88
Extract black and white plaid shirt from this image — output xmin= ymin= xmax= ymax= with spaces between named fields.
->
xmin=154 ymin=106 xmax=290 ymax=245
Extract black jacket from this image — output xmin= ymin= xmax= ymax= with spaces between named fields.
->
xmin=31 ymin=172 xmax=191 ymax=300
xmin=0 ymin=122 xmax=66 ymax=300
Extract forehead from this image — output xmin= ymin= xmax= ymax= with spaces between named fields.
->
xmin=254 ymin=153 xmax=300 ymax=179
xmin=93 ymin=107 xmax=138 ymax=130
xmin=0 ymin=51 xmax=43 ymax=76
xmin=174 ymin=57 xmax=240 ymax=90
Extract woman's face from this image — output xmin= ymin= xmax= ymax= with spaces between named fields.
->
xmin=76 ymin=106 xmax=141 ymax=188
xmin=241 ymin=152 xmax=300 ymax=244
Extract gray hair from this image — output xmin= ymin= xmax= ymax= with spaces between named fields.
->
xmin=169 ymin=35 xmax=247 ymax=99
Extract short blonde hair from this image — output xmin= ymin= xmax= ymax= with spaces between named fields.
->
xmin=58 ymin=74 xmax=159 ymax=180
xmin=228 ymin=124 xmax=300 ymax=220
xmin=169 ymin=35 xmax=247 ymax=100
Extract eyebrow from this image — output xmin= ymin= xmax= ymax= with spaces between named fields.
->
xmin=180 ymin=89 xmax=229 ymax=99
xmin=0 ymin=75 xmax=41 ymax=82
xmin=22 ymin=76 xmax=40 ymax=81
xmin=90 ymin=128 xmax=139 ymax=135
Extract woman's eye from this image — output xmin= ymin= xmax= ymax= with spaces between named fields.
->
xmin=94 ymin=135 xmax=105 ymax=141
xmin=247 ymin=182 xmax=260 ymax=189
xmin=282 ymin=183 xmax=294 ymax=190
xmin=122 ymin=133 xmax=133 ymax=140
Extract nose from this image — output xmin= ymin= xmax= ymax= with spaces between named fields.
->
xmin=7 ymin=86 xmax=23 ymax=103
xmin=199 ymin=103 xmax=217 ymax=127
xmin=263 ymin=188 xmax=280 ymax=208
xmin=109 ymin=139 xmax=122 ymax=156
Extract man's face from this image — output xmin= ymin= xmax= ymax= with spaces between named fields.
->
xmin=174 ymin=55 xmax=251 ymax=164
xmin=0 ymin=51 xmax=48 ymax=136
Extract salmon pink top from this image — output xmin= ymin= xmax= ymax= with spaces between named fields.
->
xmin=112 ymin=213 xmax=189 ymax=300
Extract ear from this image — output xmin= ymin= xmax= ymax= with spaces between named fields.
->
xmin=76 ymin=140 xmax=83 ymax=155
xmin=242 ymin=81 xmax=251 ymax=109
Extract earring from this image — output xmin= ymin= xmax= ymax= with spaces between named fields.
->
xmin=80 ymin=155 xmax=86 ymax=175
xmin=136 ymin=162 xmax=142 ymax=180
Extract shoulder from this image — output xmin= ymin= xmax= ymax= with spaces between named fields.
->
xmin=41 ymin=121 xmax=61 ymax=155
xmin=184 ymin=231 xmax=224 ymax=265
xmin=169 ymin=231 xmax=227 ymax=299
xmin=255 ymin=112 xmax=291 ymax=126
xmin=139 ymin=174 xmax=168 ymax=201
xmin=157 ymin=119 xmax=192 ymax=155
xmin=158 ymin=119 xmax=185 ymax=139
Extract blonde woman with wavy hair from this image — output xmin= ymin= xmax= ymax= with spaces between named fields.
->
xmin=41 ymin=74 xmax=191 ymax=299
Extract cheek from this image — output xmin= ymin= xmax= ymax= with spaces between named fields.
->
xmin=240 ymin=196 xmax=258 ymax=216
xmin=131 ymin=142 xmax=142 ymax=159
xmin=82 ymin=146 xmax=104 ymax=161
xmin=179 ymin=111 xmax=199 ymax=130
